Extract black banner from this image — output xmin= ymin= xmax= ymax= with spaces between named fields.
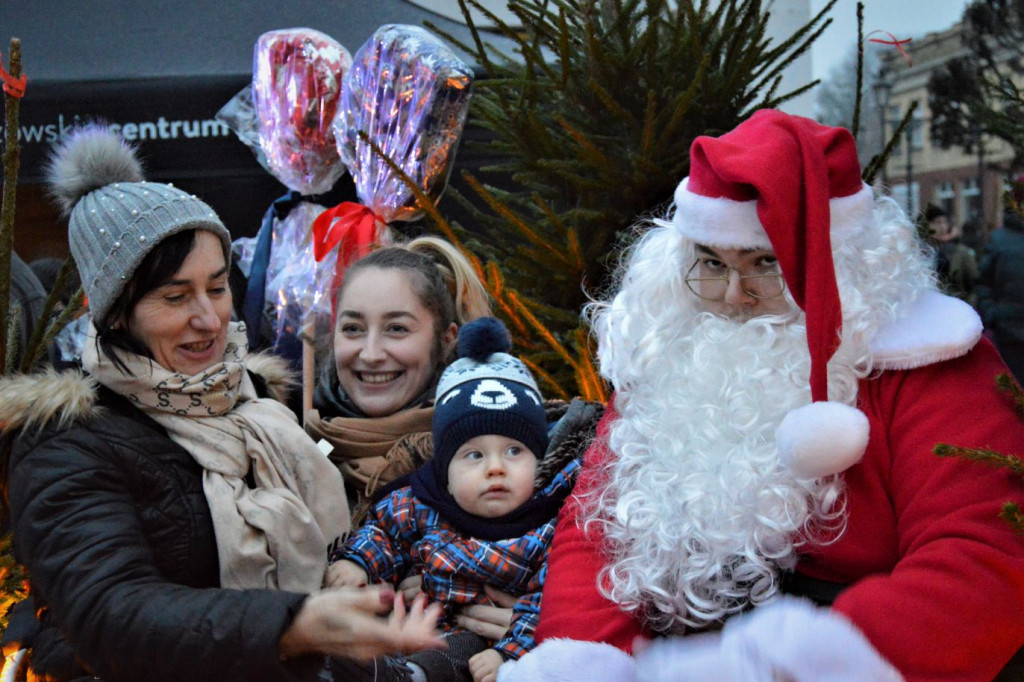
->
xmin=4 ymin=75 xmax=262 ymax=184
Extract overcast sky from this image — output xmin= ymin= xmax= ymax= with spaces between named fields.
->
xmin=810 ymin=0 xmax=970 ymax=79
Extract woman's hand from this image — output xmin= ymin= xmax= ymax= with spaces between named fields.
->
xmin=468 ymin=648 xmax=505 ymax=682
xmin=454 ymin=585 xmax=517 ymax=642
xmin=278 ymin=585 xmax=445 ymax=662
xmin=325 ymin=560 xmax=369 ymax=589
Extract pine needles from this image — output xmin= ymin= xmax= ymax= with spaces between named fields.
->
xmin=425 ymin=0 xmax=835 ymax=397
xmin=935 ymin=373 xmax=1024 ymax=534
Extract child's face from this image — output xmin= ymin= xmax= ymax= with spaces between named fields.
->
xmin=447 ymin=435 xmax=538 ymax=518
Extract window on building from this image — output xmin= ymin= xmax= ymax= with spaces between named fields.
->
xmin=892 ymin=182 xmax=920 ymax=218
xmin=936 ymin=181 xmax=955 ymax=220
xmin=961 ymin=177 xmax=981 ymax=222
xmin=888 ymin=105 xmax=902 ymax=156
xmin=910 ymin=107 xmax=925 ymax=151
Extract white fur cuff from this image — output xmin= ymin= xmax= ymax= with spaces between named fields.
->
xmin=497 ymin=639 xmax=636 ymax=682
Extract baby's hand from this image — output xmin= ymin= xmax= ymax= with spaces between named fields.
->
xmin=468 ymin=648 xmax=504 ymax=682
xmin=325 ymin=560 xmax=369 ymax=588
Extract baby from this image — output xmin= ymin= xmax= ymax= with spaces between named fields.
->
xmin=328 ymin=317 xmax=577 ymax=682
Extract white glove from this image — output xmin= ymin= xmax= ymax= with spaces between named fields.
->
xmin=635 ymin=597 xmax=903 ymax=682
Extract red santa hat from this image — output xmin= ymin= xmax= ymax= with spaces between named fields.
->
xmin=673 ymin=110 xmax=873 ymax=479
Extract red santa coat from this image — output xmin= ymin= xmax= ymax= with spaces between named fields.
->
xmin=535 ymin=338 xmax=1024 ymax=682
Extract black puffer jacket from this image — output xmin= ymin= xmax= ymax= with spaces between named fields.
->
xmin=0 ymin=363 xmax=322 ymax=682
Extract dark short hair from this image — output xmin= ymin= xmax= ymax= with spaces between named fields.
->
xmin=924 ymin=204 xmax=948 ymax=223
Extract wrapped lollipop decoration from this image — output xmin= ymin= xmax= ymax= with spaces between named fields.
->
xmin=252 ymin=27 xmax=352 ymax=195
xmin=319 ymin=24 xmax=472 ymax=229
xmin=311 ymin=24 xmax=474 ymax=305
xmin=223 ymin=28 xmax=354 ymax=359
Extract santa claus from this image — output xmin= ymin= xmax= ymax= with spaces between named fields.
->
xmin=497 ymin=110 xmax=1024 ymax=682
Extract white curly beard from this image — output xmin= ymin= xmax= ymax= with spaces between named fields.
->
xmin=583 ymin=196 xmax=935 ymax=635
xmin=592 ymin=310 xmax=846 ymax=633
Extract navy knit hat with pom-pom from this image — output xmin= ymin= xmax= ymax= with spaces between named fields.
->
xmin=432 ymin=317 xmax=548 ymax=470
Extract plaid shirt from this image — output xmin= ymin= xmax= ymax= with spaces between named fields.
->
xmin=336 ymin=458 xmax=580 ymax=660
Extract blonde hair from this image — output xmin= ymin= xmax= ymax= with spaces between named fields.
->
xmin=405 ymin=236 xmax=491 ymax=326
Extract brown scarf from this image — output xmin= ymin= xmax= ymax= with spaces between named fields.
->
xmin=305 ymin=405 xmax=433 ymax=488
xmin=83 ymin=322 xmax=350 ymax=592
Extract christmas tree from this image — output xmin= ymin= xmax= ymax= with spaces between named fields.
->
xmin=424 ymin=0 xmax=836 ymax=399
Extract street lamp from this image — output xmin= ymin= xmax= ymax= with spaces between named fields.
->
xmin=904 ymin=101 xmax=918 ymax=217
xmin=971 ymin=117 xmax=985 ymax=224
xmin=872 ymin=64 xmax=893 ymax=188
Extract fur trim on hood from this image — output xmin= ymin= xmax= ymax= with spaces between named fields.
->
xmin=0 ymin=353 xmax=296 ymax=437
xmin=245 ymin=351 xmax=295 ymax=404
xmin=0 ymin=368 xmax=99 ymax=436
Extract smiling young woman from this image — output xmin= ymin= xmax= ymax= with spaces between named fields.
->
xmin=332 ymin=265 xmax=458 ymax=419
xmin=305 ymin=236 xmax=491 ymax=518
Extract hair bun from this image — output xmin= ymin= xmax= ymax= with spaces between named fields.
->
xmin=457 ymin=316 xmax=512 ymax=361
xmin=45 ymin=124 xmax=144 ymax=217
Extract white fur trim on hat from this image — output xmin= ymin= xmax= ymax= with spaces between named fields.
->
xmin=869 ymin=290 xmax=983 ymax=371
xmin=776 ymin=401 xmax=870 ymax=479
xmin=672 ymin=178 xmax=876 ymax=250
xmin=497 ymin=639 xmax=636 ymax=682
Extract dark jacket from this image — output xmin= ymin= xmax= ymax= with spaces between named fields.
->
xmin=0 ymin=361 xmax=322 ymax=682
xmin=9 ymin=251 xmax=47 ymax=364
xmin=976 ymin=216 xmax=1024 ymax=343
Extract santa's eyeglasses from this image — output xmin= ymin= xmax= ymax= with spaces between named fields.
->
xmin=684 ymin=259 xmax=786 ymax=301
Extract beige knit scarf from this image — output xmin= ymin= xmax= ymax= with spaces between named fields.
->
xmin=82 ymin=322 xmax=350 ymax=592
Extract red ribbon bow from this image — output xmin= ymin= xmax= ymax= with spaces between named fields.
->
xmin=311 ymin=201 xmax=381 ymax=315
xmin=0 ymin=54 xmax=27 ymax=98
xmin=311 ymin=201 xmax=379 ymax=262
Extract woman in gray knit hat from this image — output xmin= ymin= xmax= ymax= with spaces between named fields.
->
xmin=0 ymin=126 xmax=443 ymax=682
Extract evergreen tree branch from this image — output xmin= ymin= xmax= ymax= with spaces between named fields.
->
xmin=850 ymin=2 xmax=865 ymax=139
xmin=995 ymin=371 xmax=1024 ymax=420
xmin=19 ymin=258 xmax=84 ymax=373
xmin=4 ymin=305 xmax=20 ymax=374
xmin=460 ymin=171 xmax=575 ymax=266
xmin=864 ymin=105 xmax=917 ymax=185
xmin=0 ymin=39 xmax=22 ymax=374
xmin=999 ymin=502 xmax=1024 ymax=535
xmin=934 ymin=443 xmax=1024 ymax=478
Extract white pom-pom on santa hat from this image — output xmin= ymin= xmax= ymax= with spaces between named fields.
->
xmin=776 ymin=401 xmax=869 ymax=479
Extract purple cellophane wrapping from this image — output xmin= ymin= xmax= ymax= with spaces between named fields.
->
xmin=335 ymin=24 xmax=473 ymax=223
xmin=231 ymin=203 xmax=337 ymax=353
xmin=265 ymin=203 xmax=335 ymax=351
xmin=253 ymin=28 xmax=352 ymax=195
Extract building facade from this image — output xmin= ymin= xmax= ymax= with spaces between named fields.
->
xmin=876 ymin=22 xmax=1016 ymax=243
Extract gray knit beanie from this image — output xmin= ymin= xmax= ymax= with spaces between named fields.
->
xmin=46 ymin=125 xmax=231 ymax=324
